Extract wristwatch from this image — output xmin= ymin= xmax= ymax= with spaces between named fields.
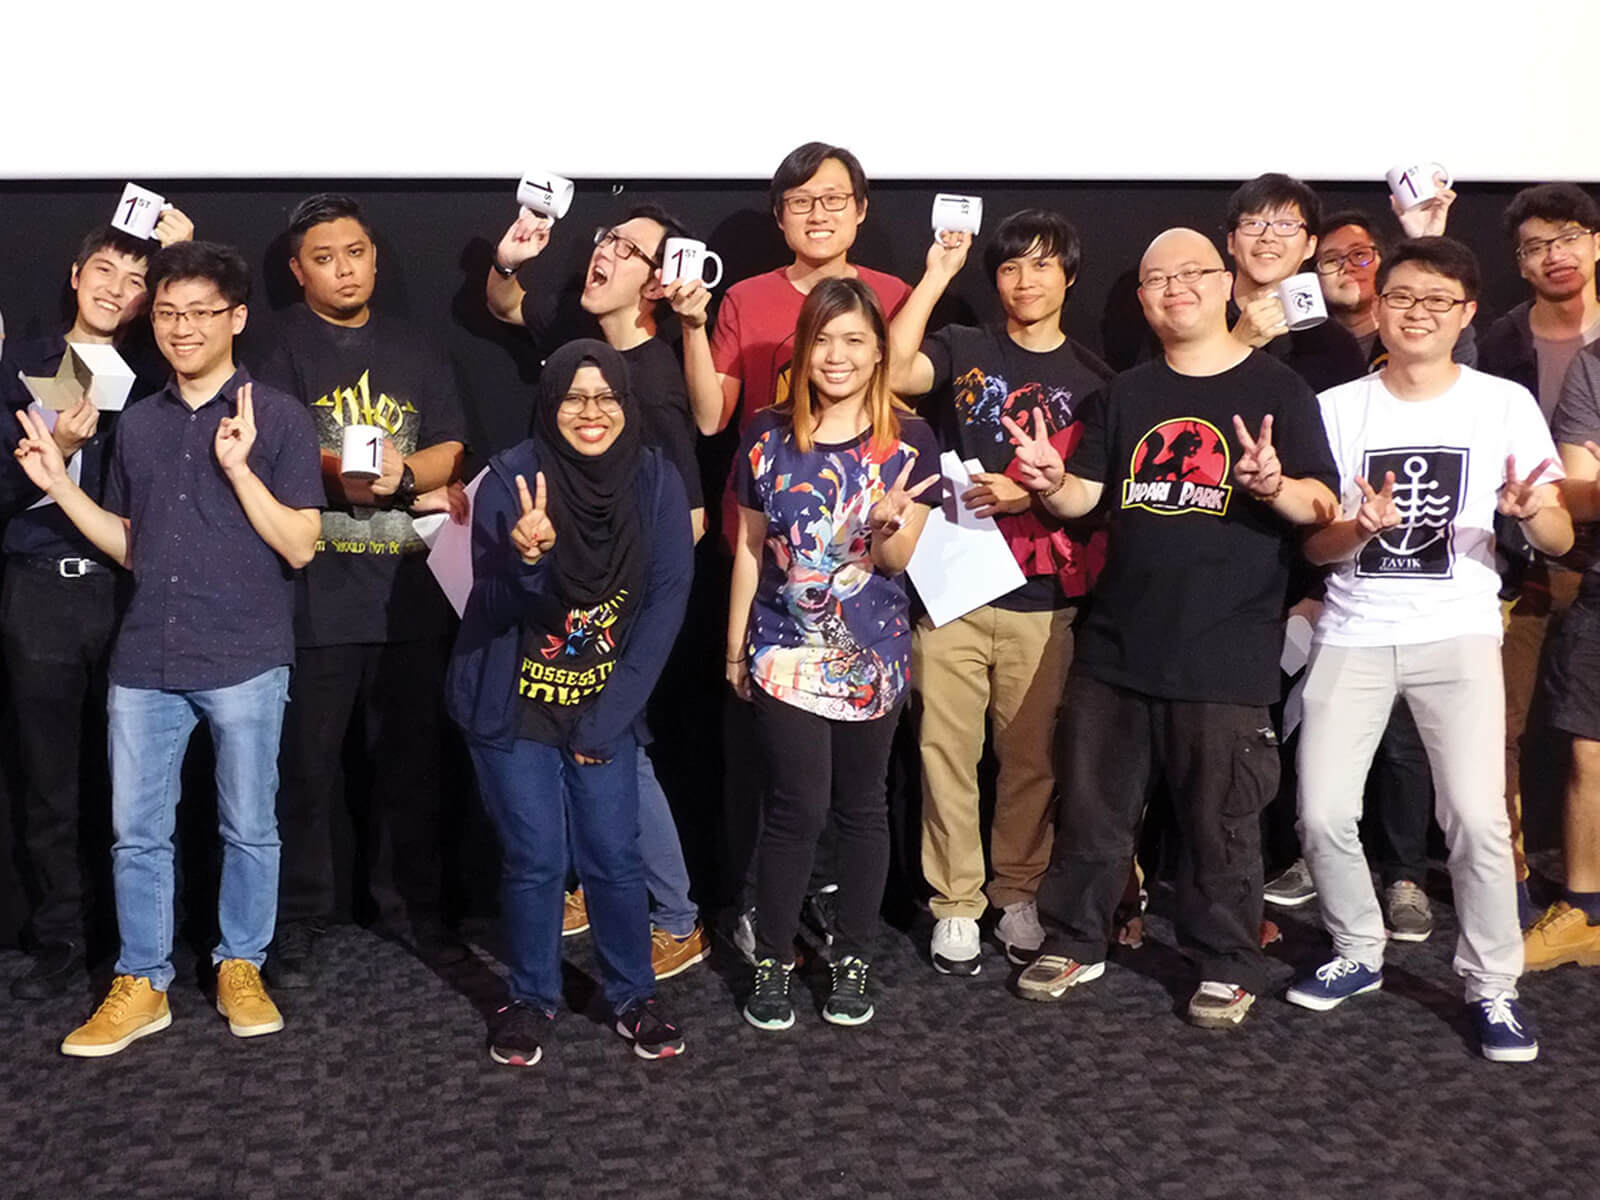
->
xmin=392 ymin=463 xmax=417 ymax=509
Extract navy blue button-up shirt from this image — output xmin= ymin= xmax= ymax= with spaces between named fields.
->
xmin=103 ymin=366 xmax=324 ymax=690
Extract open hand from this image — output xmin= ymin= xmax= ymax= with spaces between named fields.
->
xmin=511 ymin=471 xmax=556 ymax=564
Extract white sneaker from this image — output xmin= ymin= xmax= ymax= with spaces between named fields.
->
xmin=997 ymin=901 xmax=1046 ymax=965
xmin=930 ymin=917 xmax=981 ymax=976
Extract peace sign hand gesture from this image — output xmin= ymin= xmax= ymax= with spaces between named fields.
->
xmin=868 ymin=459 xmax=938 ymax=536
xmin=1354 ymin=472 xmax=1401 ymax=536
xmin=1000 ymin=407 xmax=1065 ymax=492
xmin=1498 ymin=454 xmax=1556 ymax=519
xmin=1232 ymin=413 xmax=1283 ymax=499
xmin=511 ymin=471 xmax=556 ymax=564
xmin=13 ymin=407 xmax=71 ymax=494
xmin=214 ymin=382 xmax=257 ymax=477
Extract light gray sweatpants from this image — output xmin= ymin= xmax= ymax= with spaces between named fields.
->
xmin=1297 ymin=636 xmax=1522 ymax=1000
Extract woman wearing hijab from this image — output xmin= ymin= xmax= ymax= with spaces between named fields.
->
xmin=447 ymin=339 xmax=693 ymax=1067
xmin=727 ymin=278 xmax=941 ymax=1031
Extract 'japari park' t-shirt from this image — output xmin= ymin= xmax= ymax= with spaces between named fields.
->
xmin=734 ymin=408 xmax=940 ymax=721
xmin=711 ymin=266 xmax=911 ymax=542
xmin=516 ymin=586 xmax=634 ymax=745
xmin=922 ymin=324 xmax=1113 ymax=609
xmin=256 ymin=306 xmax=468 ymax=647
xmin=1068 ymin=350 xmax=1339 ymax=705
xmin=1316 ymin=367 xmax=1560 ymax=647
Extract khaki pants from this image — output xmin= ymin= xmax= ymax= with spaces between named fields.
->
xmin=913 ymin=604 xmax=1076 ymax=918
xmin=1502 ymin=564 xmax=1581 ymax=881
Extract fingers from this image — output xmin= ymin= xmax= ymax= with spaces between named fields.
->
xmin=1380 ymin=470 xmax=1396 ymax=498
xmin=1231 ymin=414 xmax=1258 ymax=454
xmin=1355 ymin=475 xmax=1378 ymax=503
xmin=1521 ymin=456 xmax=1556 ymax=490
xmin=515 ymin=473 xmax=535 ymax=516
xmin=1000 ymin=414 xmax=1032 ymax=445
xmin=1031 ymin=406 xmax=1050 ymax=441
xmin=904 ymin=474 xmax=939 ymax=501
xmin=533 ymin=471 xmax=547 ymax=515
xmin=891 ymin=459 xmax=915 ymax=493
xmin=236 ymin=383 xmax=253 ymax=425
xmin=1257 ymin=414 xmax=1274 ymax=449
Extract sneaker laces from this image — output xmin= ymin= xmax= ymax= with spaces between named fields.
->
xmin=621 ymin=996 xmax=679 ymax=1040
xmin=93 ymin=975 xmax=141 ymax=1021
xmin=1314 ymin=957 xmax=1364 ymax=984
xmin=753 ymin=958 xmax=791 ymax=1001
xmin=1388 ymin=883 xmax=1429 ymax=918
xmin=1480 ymin=996 xmax=1524 ymax=1035
xmin=219 ymin=960 xmax=267 ymax=1004
xmin=831 ymin=955 xmax=870 ymax=997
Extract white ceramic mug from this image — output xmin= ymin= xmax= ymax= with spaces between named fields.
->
xmin=931 ymin=193 xmax=983 ymax=237
xmin=658 ymin=237 xmax=723 ymax=287
xmin=112 ymin=182 xmax=170 ymax=240
xmin=516 ymin=170 xmax=574 ymax=220
xmin=1386 ymin=162 xmax=1452 ymax=211
xmin=340 ymin=423 xmax=384 ymax=479
xmin=1275 ymin=272 xmax=1328 ymax=331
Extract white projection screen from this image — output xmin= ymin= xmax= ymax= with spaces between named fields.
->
xmin=4 ymin=0 xmax=1597 ymax=183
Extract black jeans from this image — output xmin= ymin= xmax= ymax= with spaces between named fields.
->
xmin=0 ymin=563 xmax=116 ymax=948
xmin=1037 ymin=669 xmax=1277 ymax=996
xmin=751 ymin=687 xmax=900 ymax=963
xmin=276 ymin=639 xmax=448 ymax=928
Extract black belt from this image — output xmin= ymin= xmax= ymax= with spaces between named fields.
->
xmin=13 ymin=555 xmax=112 ymax=578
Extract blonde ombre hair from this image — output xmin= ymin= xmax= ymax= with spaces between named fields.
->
xmin=777 ymin=277 xmax=911 ymax=453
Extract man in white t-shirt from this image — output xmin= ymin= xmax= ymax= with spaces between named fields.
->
xmin=1287 ymin=237 xmax=1572 ymax=1064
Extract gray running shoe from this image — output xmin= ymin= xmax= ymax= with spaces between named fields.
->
xmin=1186 ymin=981 xmax=1255 ymax=1029
xmin=1384 ymin=880 xmax=1434 ymax=943
xmin=1264 ymin=858 xmax=1317 ymax=908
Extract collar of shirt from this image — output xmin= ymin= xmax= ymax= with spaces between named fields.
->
xmin=158 ymin=364 xmax=250 ymax=413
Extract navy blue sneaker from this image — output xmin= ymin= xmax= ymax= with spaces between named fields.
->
xmin=1285 ymin=957 xmax=1383 ymax=1011
xmin=1472 ymin=996 xmax=1538 ymax=1063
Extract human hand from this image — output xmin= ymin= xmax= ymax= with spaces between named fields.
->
xmin=50 ymin=395 xmax=100 ymax=458
xmin=1353 ymin=471 xmax=1401 ymax=536
xmin=1498 ymin=454 xmax=1557 ymax=520
xmin=1233 ymin=294 xmax=1289 ymax=347
xmin=511 ymin=471 xmax=556 ymax=564
xmin=153 ymin=206 xmax=195 ymax=247
xmin=868 ymin=458 xmax=938 ymax=536
xmin=1000 ymin=407 xmax=1066 ymax=492
xmin=664 ymin=278 xmax=711 ymax=330
xmin=368 ymin=438 xmax=406 ymax=497
xmin=410 ymin=479 xmax=470 ymax=523
xmin=1232 ymin=413 xmax=1283 ymax=499
xmin=726 ymin=653 xmax=751 ymax=701
xmin=214 ymin=382 xmax=257 ymax=477
xmin=961 ymin=471 xmax=1030 ymax=518
xmin=496 ymin=209 xmax=552 ymax=272
xmin=13 ymin=407 xmax=71 ymax=493
xmin=1393 ymin=175 xmax=1455 ymax=239
xmin=925 ymin=229 xmax=971 ymax=282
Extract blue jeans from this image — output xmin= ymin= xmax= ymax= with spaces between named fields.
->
xmin=471 ymin=734 xmax=654 ymax=1015
xmin=637 ymin=745 xmax=698 ymax=938
xmin=108 ymin=666 xmax=289 ymax=991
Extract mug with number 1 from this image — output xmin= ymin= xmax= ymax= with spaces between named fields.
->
xmin=659 ymin=238 xmax=724 ymax=288
xmin=112 ymin=182 xmax=170 ymax=240
xmin=1386 ymin=161 xmax=1452 ymax=211
xmin=341 ymin=424 xmax=384 ymax=479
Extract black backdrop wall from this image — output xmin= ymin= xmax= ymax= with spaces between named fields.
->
xmin=0 ymin=175 xmax=1583 ymax=944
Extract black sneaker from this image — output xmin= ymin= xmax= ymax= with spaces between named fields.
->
xmin=743 ymin=957 xmax=796 ymax=1031
xmin=269 ymin=920 xmax=320 ymax=990
xmin=801 ymin=885 xmax=840 ymax=949
xmin=10 ymin=939 xmax=83 ymax=1001
xmin=488 ymin=1001 xmax=552 ymax=1067
xmin=411 ymin=918 xmax=472 ymax=967
xmin=822 ymin=955 xmax=874 ymax=1027
xmin=615 ymin=996 xmax=685 ymax=1060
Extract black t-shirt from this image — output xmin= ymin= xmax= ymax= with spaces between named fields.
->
xmin=1068 ymin=350 xmax=1338 ymax=705
xmin=516 ymin=586 xmax=634 ymax=745
xmin=519 ymin=289 xmax=703 ymax=510
xmin=1224 ymin=301 xmax=1367 ymax=394
xmin=922 ymin=323 xmax=1113 ymax=611
xmin=255 ymin=306 xmax=467 ymax=647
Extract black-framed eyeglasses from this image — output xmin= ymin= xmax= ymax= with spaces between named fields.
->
xmin=780 ymin=192 xmax=855 ymax=216
xmin=593 ymin=227 xmax=660 ymax=269
xmin=1516 ymin=227 xmax=1593 ymax=261
xmin=1137 ymin=266 xmax=1227 ymax=291
xmin=150 ymin=304 xmax=235 ymax=327
xmin=1379 ymin=292 xmax=1470 ymax=313
xmin=1315 ymin=246 xmax=1378 ymax=274
xmin=1235 ymin=217 xmax=1307 ymax=237
xmin=558 ymin=390 xmax=623 ymax=415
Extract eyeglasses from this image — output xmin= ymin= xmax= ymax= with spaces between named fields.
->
xmin=1516 ymin=227 xmax=1593 ymax=261
xmin=780 ymin=192 xmax=855 ymax=216
xmin=592 ymin=228 xmax=660 ymax=269
xmin=1379 ymin=292 xmax=1470 ymax=313
xmin=1235 ymin=218 xmax=1307 ymax=238
xmin=151 ymin=304 xmax=234 ymax=327
xmin=1315 ymin=246 xmax=1378 ymax=274
xmin=1137 ymin=266 xmax=1227 ymax=291
xmin=558 ymin=391 xmax=623 ymax=415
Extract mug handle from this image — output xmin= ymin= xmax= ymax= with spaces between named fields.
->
xmin=700 ymin=250 xmax=724 ymax=289
xmin=1430 ymin=162 xmax=1453 ymax=190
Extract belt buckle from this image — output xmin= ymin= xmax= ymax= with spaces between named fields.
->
xmin=57 ymin=557 xmax=90 ymax=579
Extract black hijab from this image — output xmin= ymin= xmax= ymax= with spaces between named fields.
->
xmin=531 ymin=339 xmax=644 ymax=607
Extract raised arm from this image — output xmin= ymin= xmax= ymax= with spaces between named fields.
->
xmin=485 ymin=210 xmax=552 ymax=326
xmin=888 ymin=232 xmax=970 ymax=397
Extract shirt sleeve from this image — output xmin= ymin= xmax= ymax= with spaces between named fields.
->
xmin=1552 ymin=349 xmax=1600 ymax=446
xmin=898 ymin=418 xmax=944 ymax=506
xmin=104 ymin=424 xmax=130 ymax=517
xmin=732 ymin=418 xmax=768 ymax=512
xmin=1508 ymin=383 xmax=1565 ymax=483
xmin=416 ymin=346 xmax=469 ymax=450
xmin=922 ymin=327 xmax=955 ymax=394
xmin=1065 ymin=385 xmax=1110 ymax=483
xmin=1274 ymin=373 xmax=1340 ymax=493
xmin=266 ymin=393 xmax=331 ymax=510
xmin=709 ymin=287 xmax=744 ymax=379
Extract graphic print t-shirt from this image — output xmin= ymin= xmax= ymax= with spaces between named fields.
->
xmin=922 ymin=324 xmax=1113 ymax=609
xmin=516 ymin=587 xmax=634 ymax=745
xmin=1316 ymin=368 xmax=1560 ymax=647
xmin=256 ymin=307 xmax=467 ymax=647
xmin=734 ymin=409 xmax=940 ymax=721
xmin=1068 ymin=351 xmax=1339 ymax=705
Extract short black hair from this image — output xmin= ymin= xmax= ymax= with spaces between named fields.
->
xmin=1226 ymin=173 xmax=1322 ymax=237
xmin=983 ymin=209 xmax=1082 ymax=285
xmin=147 ymin=241 xmax=252 ymax=307
xmin=769 ymin=142 xmax=869 ymax=217
xmin=1502 ymin=184 xmax=1600 ymax=241
xmin=1375 ymin=236 xmax=1480 ymax=301
xmin=74 ymin=224 xmax=152 ymax=270
xmin=623 ymin=203 xmax=692 ymax=259
xmin=288 ymin=192 xmax=373 ymax=256
xmin=1318 ymin=209 xmax=1386 ymax=254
